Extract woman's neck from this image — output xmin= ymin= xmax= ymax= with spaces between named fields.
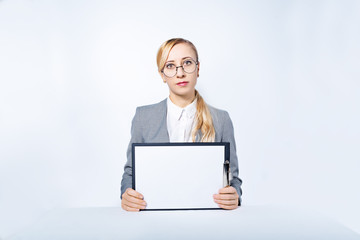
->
xmin=169 ymin=93 xmax=196 ymax=108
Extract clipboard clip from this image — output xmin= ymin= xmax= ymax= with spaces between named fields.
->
xmin=223 ymin=160 xmax=233 ymax=187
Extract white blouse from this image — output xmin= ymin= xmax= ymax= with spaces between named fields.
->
xmin=166 ymin=97 xmax=197 ymax=142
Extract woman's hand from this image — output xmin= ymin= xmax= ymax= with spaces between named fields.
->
xmin=121 ymin=188 xmax=147 ymax=211
xmin=213 ymin=186 xmax=239 ymax=210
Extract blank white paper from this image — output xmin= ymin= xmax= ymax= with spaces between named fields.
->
xmin=134 ymin=145 xmax=225 ymax=209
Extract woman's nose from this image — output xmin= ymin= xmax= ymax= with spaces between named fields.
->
xmin=176 ymin=66 xmax=185 ymax=77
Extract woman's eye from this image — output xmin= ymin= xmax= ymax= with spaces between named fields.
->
xmin=184 ymin=60 xmax=193 ymax=66
xmin=166 ymin=63 xmax=175 ymax=69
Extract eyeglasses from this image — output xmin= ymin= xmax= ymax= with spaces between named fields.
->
xmin=162 ymin=58 xmax=198 ymax=78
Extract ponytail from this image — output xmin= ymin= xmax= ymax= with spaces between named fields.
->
xmin=192 ymin=90 xmax=215 ymax=142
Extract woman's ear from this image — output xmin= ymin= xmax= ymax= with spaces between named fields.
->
xmin=160 ymin=72 xmax=167 ymax=83
xmin=197 ymin=61 xmax=200 ymax=77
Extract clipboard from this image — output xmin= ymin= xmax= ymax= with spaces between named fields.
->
xmin=132 ymin=142 xmax=230 ymax=211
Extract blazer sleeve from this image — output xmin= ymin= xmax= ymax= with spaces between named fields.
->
xmin=221 ymin=111 xmax=243 ymax=205
xmin=120 ymin=107 xmax=143 ymax=198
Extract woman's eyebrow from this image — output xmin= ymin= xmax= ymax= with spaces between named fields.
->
xmin=166 ymin=57 xmax=193 ymax=63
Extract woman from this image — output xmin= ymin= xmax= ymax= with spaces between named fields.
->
xmin=121 ymin=38 xmax=242 ymax=211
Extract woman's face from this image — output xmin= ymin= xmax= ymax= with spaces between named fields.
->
xmin=161 ymin=43 xmax=200 ymax=100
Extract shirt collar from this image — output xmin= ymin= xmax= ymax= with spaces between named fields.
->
xmin=167 ymin=97 xmax=197 ymax=120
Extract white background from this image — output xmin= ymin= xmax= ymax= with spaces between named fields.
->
xmin=0 ymin=0 xmax=359 ymax=238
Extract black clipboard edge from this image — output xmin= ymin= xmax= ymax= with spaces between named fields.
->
xmin=132 ymin=143 xmax=136 ymax=190
xmin=133 ymin=142 xmax=229 ymax=147
xmin=131 ymin=142 xmax=231 ymax=208
xmin=132 ymin=142 xmax=230 ymax=190
xmin=141 ymin=208 xmax=223 ymax=211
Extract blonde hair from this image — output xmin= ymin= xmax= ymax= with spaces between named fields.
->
xmin=156 ymin=38 xmax=215 ymax=142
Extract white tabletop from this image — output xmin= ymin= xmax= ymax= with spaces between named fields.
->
xmin=8 ymin=205 xmax=360 ymax=240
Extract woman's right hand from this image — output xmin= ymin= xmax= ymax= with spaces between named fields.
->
xmin=121 ymin=188 xmax=147 ymax=211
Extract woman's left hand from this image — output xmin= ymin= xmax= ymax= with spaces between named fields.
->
xmin=213 ymin=186 xmax=239 ymax=210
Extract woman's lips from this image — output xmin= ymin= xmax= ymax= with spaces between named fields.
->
xmin=176 ymin=81 xmax=189 ymax=86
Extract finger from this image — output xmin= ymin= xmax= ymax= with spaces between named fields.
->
xmin=121 ymin=202 xmax=140 ymax=212
xmin=122 ymin=197 xmax=146 ymax=209
xmin=218 ymin=186 xmax=237 ymax=194
xmin=217 ymin=203 xmax=238 ymax=210
xmin=123 ymin=193 xmax=147 ymax=206
xmin=213 ymin=193 xmax=237 ymax=201
xmin=126 ymin=188 xmax=144 ymax=199
xmin=122 ymin=198 xmax=146 ymax=210
xmin=214 ymin=198 xmax=238 ymax=206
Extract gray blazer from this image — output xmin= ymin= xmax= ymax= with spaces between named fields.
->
xmin=121 ymin=99 xmax=242 ymax=204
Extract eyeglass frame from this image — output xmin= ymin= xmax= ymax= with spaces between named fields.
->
xmin=161 ymin=58 xmax=199 ymax=78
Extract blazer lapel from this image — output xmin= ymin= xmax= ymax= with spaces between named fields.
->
xmin=156 ymin=99 xmax=170 ymax=142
